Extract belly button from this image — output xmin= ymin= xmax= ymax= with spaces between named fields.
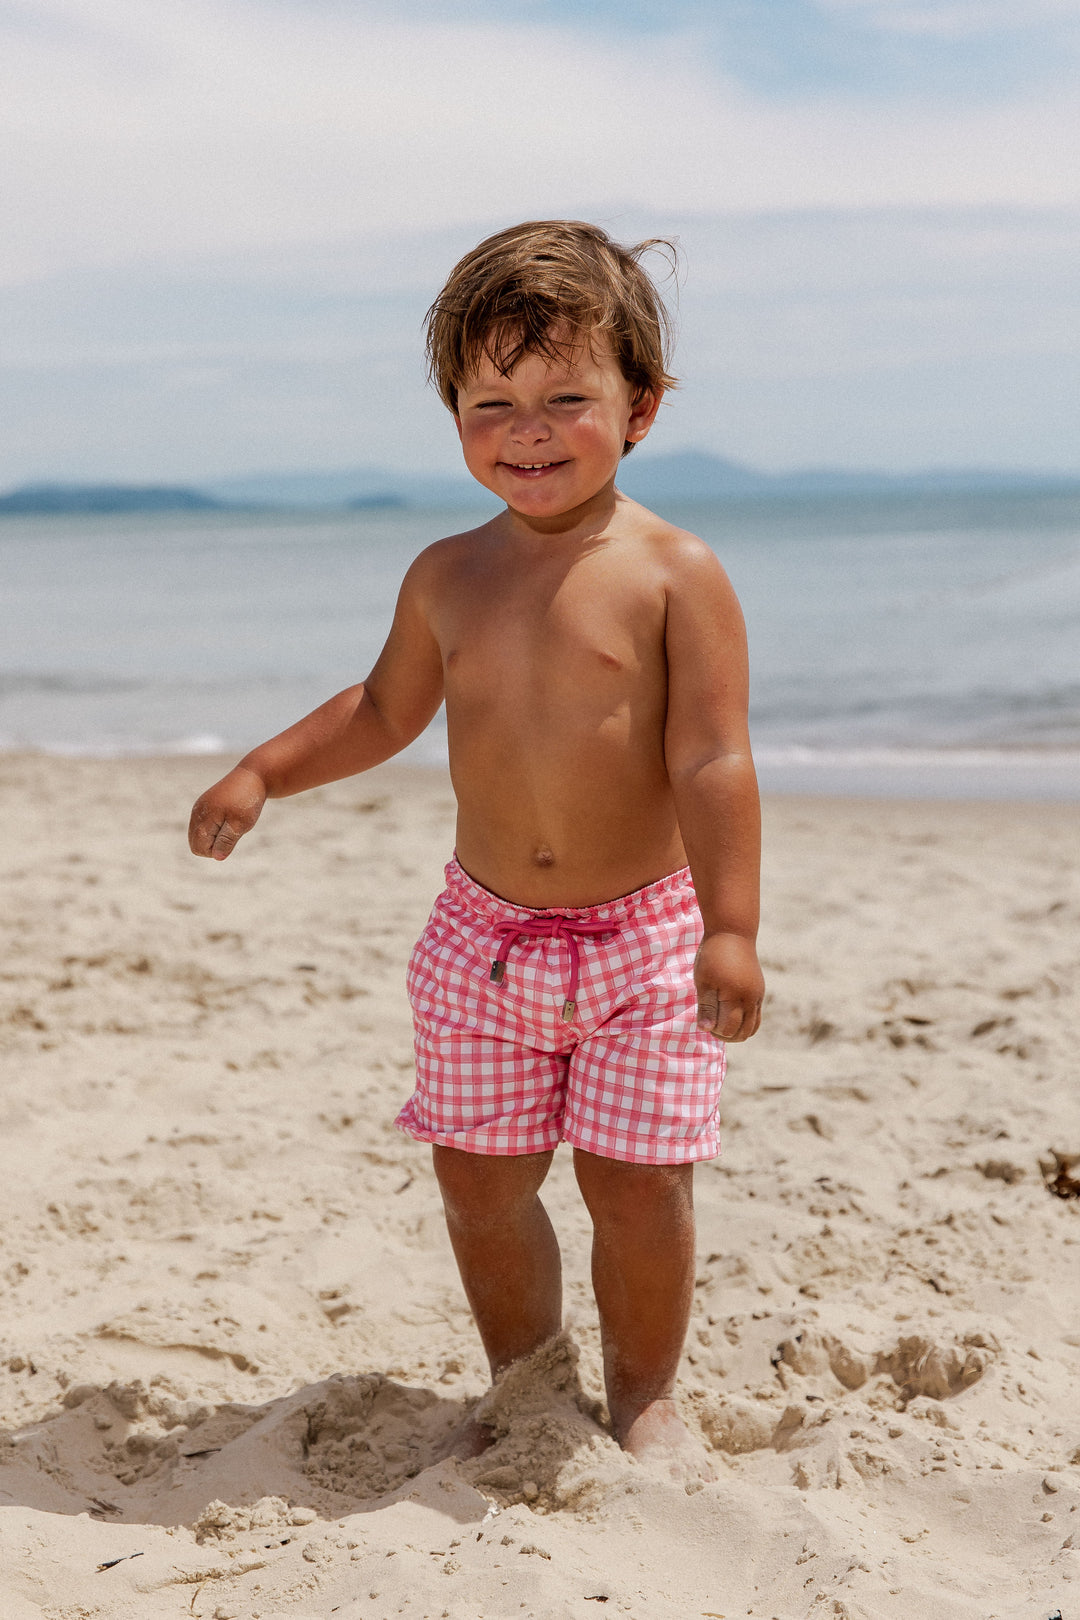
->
xmin=532 ymin=846 xmax=555 ymax=867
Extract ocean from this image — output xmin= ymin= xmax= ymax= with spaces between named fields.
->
xmin=2 ymin=490 xmax=1079 ymax=799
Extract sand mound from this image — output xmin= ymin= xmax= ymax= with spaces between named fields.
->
xmin=459 ymin=1334 xmax=623 ymax=1514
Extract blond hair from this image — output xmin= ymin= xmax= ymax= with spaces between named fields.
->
xmin=425 ymin=220 xmax=678 ymax=453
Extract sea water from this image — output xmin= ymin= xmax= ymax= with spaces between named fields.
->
xmin=2 ymin=490 xmax=1079 ymax=798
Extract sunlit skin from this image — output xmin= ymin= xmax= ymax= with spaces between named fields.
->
xmin=188 ymin=331 xmax=764 ymax=1483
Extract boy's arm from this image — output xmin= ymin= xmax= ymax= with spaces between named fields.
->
xmin=663 ymin=540 xmax=764 ymax=1042
xmin=188 ymin=553 xmax=444 ymax=860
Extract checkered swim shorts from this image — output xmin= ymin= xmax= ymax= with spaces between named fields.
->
xmin=395 ymin=857 xmax=725 ymax=1164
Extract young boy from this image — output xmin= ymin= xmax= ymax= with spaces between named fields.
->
xmin=188 ymin=220 xmax=763 ymax=1482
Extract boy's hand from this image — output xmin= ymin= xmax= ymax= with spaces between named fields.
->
xmin=188 ymin=766 xmax=267 ymax=861
xmin=694 ymin=931 xmax=764 ymax=1042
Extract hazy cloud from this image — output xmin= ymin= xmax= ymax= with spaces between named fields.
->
xmin=822 ymin=0 xmax=1080 ymax=35
xmin=2 ymin=0 xmax=1079 ymax=283
xmin=331 ymin=0 xmax=1080 ymax=93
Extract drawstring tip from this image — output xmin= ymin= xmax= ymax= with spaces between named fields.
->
xmin=489 ymin=960 xmax=506 ymax=984
xmin=561 ymin=999 xmax=576 ymax=1023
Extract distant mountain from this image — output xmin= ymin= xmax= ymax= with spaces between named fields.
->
xmin=202 ymin=468 xmax=482 ymax=509
xmin=346 ymin=493 xmax=407 ymax=511
xmin=618 ymin=452 xmax=777 ymax=502
xmin=0 ymin=483 xmax=224 ymax=515
xmin=5 ymin=457 xmax=1078 ymax=516
xmin=616 ymin=450 xmax=1080 ymax=504
xmin=204 ymin=453 xmax=1080 ymax=510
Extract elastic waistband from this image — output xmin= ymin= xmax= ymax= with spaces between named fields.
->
xmin=443 ymin=855 xmax=696 ymax=927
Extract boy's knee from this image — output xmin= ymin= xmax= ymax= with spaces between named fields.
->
xmin=573 ymin=1150 xmax=694 ymax=1221
xmin=432 ymin=1144 xmax=553 ymax=1222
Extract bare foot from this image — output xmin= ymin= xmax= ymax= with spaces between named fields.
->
xmin=443 ymin=1412 xmax=497 ymax=1461
xmin=618 ymin=1399 xmax=718 ymax=1489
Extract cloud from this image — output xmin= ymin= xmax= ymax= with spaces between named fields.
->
xmin=0 ymin=1 xmax=675 ymax=278
xmin=1 ymin=0 xmax=1079 ymax=285
xmin=822 ymin=0 xmax=1080 ymax=36
xmin=354 ymin=0 xmax=1080 ymax=94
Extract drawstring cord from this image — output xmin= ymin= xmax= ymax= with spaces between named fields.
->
xmin=489 ymin=915 xmax=614 ymax=1022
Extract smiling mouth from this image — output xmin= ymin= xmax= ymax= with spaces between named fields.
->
xmin=503 ymin=460 xmax=567 ymax=472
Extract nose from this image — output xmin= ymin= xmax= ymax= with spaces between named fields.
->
xmin=509 ymin=406 xmax=550 ymax=444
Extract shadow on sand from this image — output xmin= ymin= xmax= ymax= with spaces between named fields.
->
xmin=0 ymin=1335 xmax=608 ymax=1533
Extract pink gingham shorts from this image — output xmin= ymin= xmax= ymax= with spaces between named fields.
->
xmin=395 ymin=858 xmax=725 ymax=1164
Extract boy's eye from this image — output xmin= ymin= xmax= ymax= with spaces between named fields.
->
xmin=553 ymin=394 xmax=586 ymax=405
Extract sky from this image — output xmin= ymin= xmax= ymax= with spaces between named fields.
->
xmin=2 ymin=0 xmax=1079 ymax=482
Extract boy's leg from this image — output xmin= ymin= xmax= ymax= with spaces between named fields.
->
xmin=433 ymin=1144 xmax=561 ymax=1377
xmin=573 ymin=1147 xmax=713 ymax=1478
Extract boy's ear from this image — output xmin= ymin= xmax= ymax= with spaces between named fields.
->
xmin=453 ymin=414 xmax=463 ymax=442
xmin=626 ymin=388 xmax=664 ymax=445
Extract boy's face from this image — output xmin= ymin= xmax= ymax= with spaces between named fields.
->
xmin=454 ymin=329 xmax=661 ymax=521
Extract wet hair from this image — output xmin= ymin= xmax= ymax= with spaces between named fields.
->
xmin=424 ymin=219 xmax=678 ymax=454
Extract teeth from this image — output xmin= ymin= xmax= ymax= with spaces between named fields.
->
xmin=514 ymin=462 xmax=554 ymax=469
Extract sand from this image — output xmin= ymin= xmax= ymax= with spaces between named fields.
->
xmin=0 ymin=752 xmax=1078 ymax=1620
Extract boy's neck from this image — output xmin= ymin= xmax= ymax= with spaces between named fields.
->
xmin=499 ymin=477 xmax=628 ymax=544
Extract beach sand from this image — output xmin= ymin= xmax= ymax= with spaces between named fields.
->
xmin=1 ymin=753 xmax=1078 ymax=1619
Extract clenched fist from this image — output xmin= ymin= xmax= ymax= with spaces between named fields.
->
xmin=693 ymin=931 xmax=764 ymax=1042
xmin=188 ymin=765 xmax=268 ymax=861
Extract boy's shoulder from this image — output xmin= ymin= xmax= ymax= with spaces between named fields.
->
xmin=398 ymin=518 xmax=496 ymax=588
xmin=411 ymin=515 xmax=498 ymax=564
xmin=617 ymin=496 xmax=733 ymax=583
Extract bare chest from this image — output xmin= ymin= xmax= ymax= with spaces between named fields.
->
xmin=434 ymin=561 xmax=667 ymax=710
